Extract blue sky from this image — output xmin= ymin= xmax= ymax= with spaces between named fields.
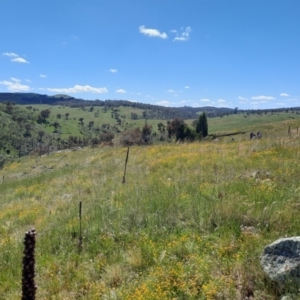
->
xmin=1 ymin=0 xmax=300 ymax=109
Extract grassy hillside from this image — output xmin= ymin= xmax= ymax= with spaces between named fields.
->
xmin=1 ymin=118 xmax=300 ymax=299
xmin=26 ymin=105 xmax=300 ymax=137
xmin=1 ymin=101 xmax=300 ymax=161
xmin=27 ymin=104 xmax=145 ymax=137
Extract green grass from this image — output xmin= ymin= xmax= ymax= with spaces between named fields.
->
xmin=207 ymin=111 xmax=300 ymax=134
xmin=21 ymin=104 xmax=300 ymax=138
xmin=1 ymin=115 xmax=300 ymax=299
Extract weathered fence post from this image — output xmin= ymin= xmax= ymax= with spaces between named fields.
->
xmin=22 ymin=229 xmax=36 ymax=300
xmin=122 ymin=147 xmax=130 ymax=184
xmin=79 ymin=201 xmax=82 ymax=251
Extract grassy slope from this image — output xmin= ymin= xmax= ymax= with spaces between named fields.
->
xmin=1 ymin=117 xmax=300 ymax=299
xmin=21 ymin=104 xmax=300 ymax=137
xmin=21 ymin=104 xmax=168 ymax=138
xmin=207 ymin=112 xmax=299 ymax=133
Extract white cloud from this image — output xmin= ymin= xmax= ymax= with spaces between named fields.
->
xmin=238 ymin=96 xmax=248 ymax=101
xmin=40 ymin=74 xmax=47 ymax=78
xmin=166 ymin=89 xmax=176 ymax=93
xmin=156 ymin=100 xmax=170 ymax=107
xmin=200 ymin=98 xmax=210 ymax=102
xmin=12 ymin=57 xmax=29 ymax=63
xmin=47 ymin=85 xmax=108 ymax=94
xmin=0 ymin=77 xmax=30 ymax=92
xmin=217 ymin=99 xmax=226 ymax=103
xmin=251 ymin=95 xmax=275 ymax=100
xmin=116 ymin=89 xmax=126 ymax=93
xmin=280 ymin=93 xmax=289 ymax=97
xmin=174 ymin=26 xmax=191 ymax=42
xmin=109 ymin=69 xmax=118 ymax=73
xmin=3 ymin=52 xmax=29 ymax=63
xmin=184 ymin=86 xmax=190 ymax=89
xmin=139 ymin=25 xmax=168 ymax=39
xmin=3 ymin=52 xmax=18 ymax=57
xmin=251 ymin=102 xmax=259 ymax=105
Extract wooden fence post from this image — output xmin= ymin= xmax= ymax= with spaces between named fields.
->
xmin=122 ymin=147 xmax=130 ymax=184
xmin=22 ymin=229 xmax=36 ymax=300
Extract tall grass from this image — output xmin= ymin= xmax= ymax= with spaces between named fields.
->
xmin=1 ymin=122 xmax=300 ymax=299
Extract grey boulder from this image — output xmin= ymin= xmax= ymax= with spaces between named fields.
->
xmin=261 ymin=237 xmax=300 ymax=285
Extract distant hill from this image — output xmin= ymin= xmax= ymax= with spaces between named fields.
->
xmin=51 ymin=94 xmax=73 ymax=99
xmin=0 ymin=92 xmax=233 ymax=119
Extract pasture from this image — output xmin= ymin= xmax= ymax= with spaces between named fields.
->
xmin=1 ymin=117 xmax=300 ymax=299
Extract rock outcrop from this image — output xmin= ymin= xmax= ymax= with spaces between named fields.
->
xmin=261 ymin=237 xmax=300 ymax=286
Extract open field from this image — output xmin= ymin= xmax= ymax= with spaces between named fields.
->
xmin=1 ymin=118 xmax=300 ymax=299
xmin=207 ymin=112 xmax=300 ymax=134
xmin=19 ymin=104 xmax=300 ymax=137
xmin=20 ymin=104 xmax=149 ymax=138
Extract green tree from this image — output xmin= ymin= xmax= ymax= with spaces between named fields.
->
xmin=157 ymin=122 xmax=165 ymax=133
xmin=167 ymin=118 xmax=184 ymax=138
xmin=88 ymin=121 xmax=94 ymax=130
xmin=39 ymin=109 xmax=51 ymax=122
xmin=53 ymin=121 xmax=60 ymax=133
xmin=38 ymin=130 xmax=45 ymax=142
xmin=196 ymin=112 xmax=208 ymax=138
xmin=176 ymin=123 xmax=196 ymax=141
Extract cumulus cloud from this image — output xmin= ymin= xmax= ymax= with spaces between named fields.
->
xmin=139 ymin=25 xmax=168 ymax=39
xmin=251 ymin=95 xmax=275 ymax=100
xmin=3 ymin=52 xmax=29 ymax=63
xmin=116 ymin=89 xmax=126 ymax=93
xmin=238 ymin=96 xmax=248 ymax=101
xmin=40 ymin=74 xmax=47 ymax=78
xmin=280 ymin=93 xmax=289 ymax=97
xmin=12 ymin=57 xmax=29 ymax=63
xmin=166 ymin=89 xmax=176 ymax=93
xmin=217 ymin=99 xmax=226 ymax=103
xmin=0 ymin=77 xmax=30 ymax=92
xmin=47 ymin=85 xmax=108 ymax=94
xmin=3 ymin=52 xmax=18 ymax=57
xmin=156 ymin=100 xmax=170 ymax=107
xmin=184 ymin=86 xmax=190 ymax=89
xmin=200 ymin=99 xmax=210 ymax=102
xmin=174 ymin=26 xmax=191 ymax=41
xmin=109 ymin=69 xmax=118 ymax=73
